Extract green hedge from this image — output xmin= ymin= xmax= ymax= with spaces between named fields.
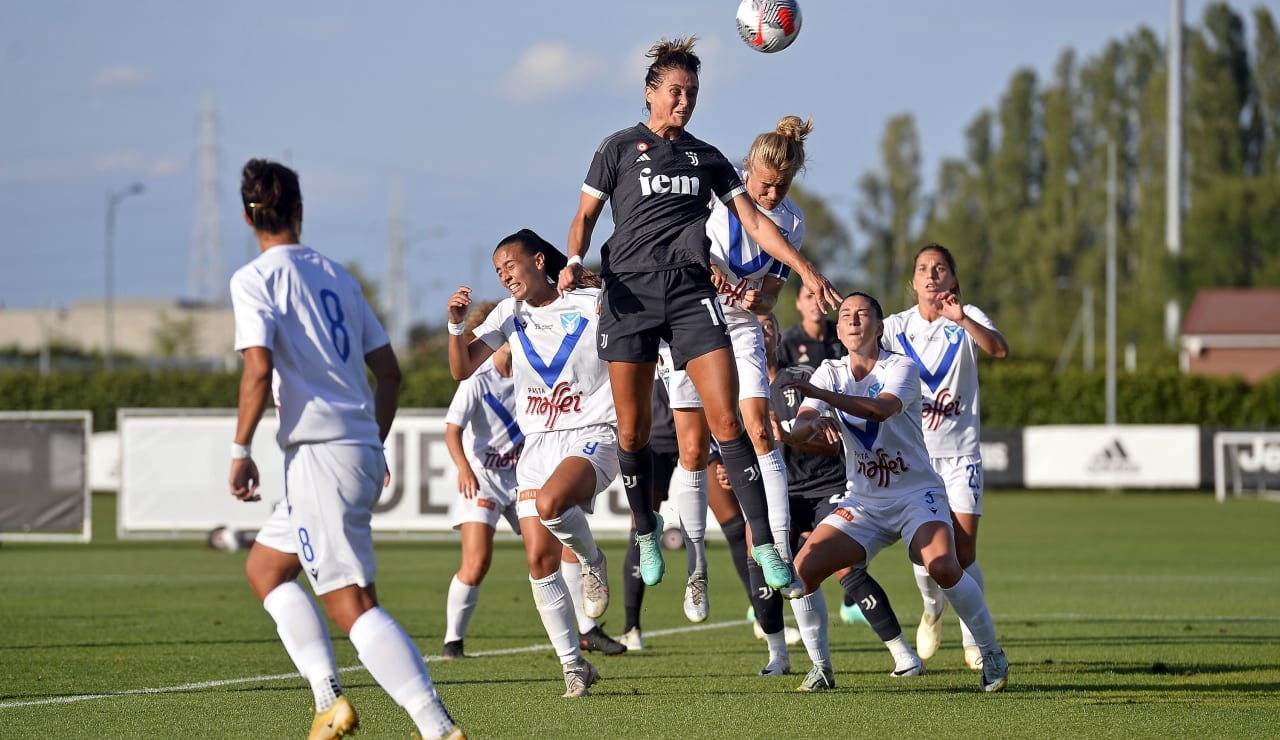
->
xmin=3 ymin=362 xmax=1278 ymax=432
xmin=0 ymin=363 xmax=462 ymax=432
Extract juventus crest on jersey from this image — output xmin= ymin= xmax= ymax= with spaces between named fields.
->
xmin=473 ymin=289 xmax=615 ymax=433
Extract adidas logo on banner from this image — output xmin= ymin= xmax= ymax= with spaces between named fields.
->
xmin=1087 ymin=438 xmax=1139 ymax=473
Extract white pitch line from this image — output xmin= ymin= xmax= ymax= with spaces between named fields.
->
xmin=4 ymin=611 xmax=1278 ymax=711
xmin=0 ymin=619 xmax=748 ymax=711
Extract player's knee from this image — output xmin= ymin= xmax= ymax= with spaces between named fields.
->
xmin=744 ymin=420 xmax=772 ymax=454
xmin=527 ymin=551 xmax=561 ymax=580
xmin=794 ymin=550 xmax=819 ymax=589
xmin=926 ymin=557 xmax=963 ymax=589
xmin=458 ymin=553 xmax=492 ymax=584
xmin=706 ymin=410 xmax=744 ymax=441
xmin=679 ymin=448 xmax=709 ymax=471
xmin=535 ymin=491 xmax=569 ymax=520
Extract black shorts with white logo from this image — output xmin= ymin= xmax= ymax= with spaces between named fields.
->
xmin=597 ymin=266 xmax=732 ymax=369
xmin=790 ymin=489 xmax=843 ymax=536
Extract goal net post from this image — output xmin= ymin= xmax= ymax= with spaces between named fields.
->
xmin=1214 ymin=431 xmax=1280 ymax=503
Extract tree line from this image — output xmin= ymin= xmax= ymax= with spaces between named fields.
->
xmin=794 ymin=2 xmax=1280 ymax=367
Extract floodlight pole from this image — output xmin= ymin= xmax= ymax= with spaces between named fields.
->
xmin=1106 ymin=141 xmax=1117 ymax=426
xmin=104 ymin=182 xmax=144 ymax=371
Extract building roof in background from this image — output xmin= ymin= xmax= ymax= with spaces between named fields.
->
xmin=1183 ymin=289 xmax=1280 ymax=337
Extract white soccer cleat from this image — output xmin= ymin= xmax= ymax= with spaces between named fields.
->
xmin=979 ymin=650 xmax=1009 ymax=693
xmin=581 ymin=550 xmax=610 ymax=619
xmin=795 ymin=663 xmax=835 ymax=692
xmin=562 ymin=658 xmax=600 ymax=698
xmin=683 ymin=571 xmax=709 ymax=623
xmin=964 ymin=646 xmax=984 ymax=670
xmin=621 ymin=627 xmax=644 ymax=651
xmin=758 ymin=656 xmax=791 ymax=676
xmin=890 ymin=660 xmax=926 ymax=677
xmin=916 ymin=606 xmax=945 ymax=660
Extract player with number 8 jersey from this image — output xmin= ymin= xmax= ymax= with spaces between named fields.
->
xmin=228 ymin=159 xmax=464 ymax=739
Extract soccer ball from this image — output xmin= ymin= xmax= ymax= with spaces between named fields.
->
xmin=736 ymin=0 xmax=802 ymax=54
xmin=207 ymin=526 xmax=242 ymax=552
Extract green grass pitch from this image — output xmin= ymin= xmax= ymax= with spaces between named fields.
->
xmin=2 ymin=491 xmax=1279 ymax=738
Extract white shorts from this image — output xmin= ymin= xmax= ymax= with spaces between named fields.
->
xmin=256 ymin=442 xmax=383 ymax=595
xmin=453 ymin=465 xmax=521 ymax=535
xmin=516 ymin=423 xmax=619 ymax=519
xmin=820 ymin=487 xmax=953 ymax=565
xmin=931 ymin=454 xmax=983 ymax=516
xmin=661 ymin=318 xmax=770 ymax=409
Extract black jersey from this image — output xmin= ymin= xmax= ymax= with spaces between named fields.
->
xmin=779 ymin=320 xmax=846 ymax=367
xmin=582 ymin=124 xmax=746 ymax=276
xmin=771 ymin=363 xmax=848 ymax=499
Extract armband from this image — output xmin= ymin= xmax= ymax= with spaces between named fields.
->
xmin=231 ymin=443 xmax=252 ymax=460
xmin=447 ymin=322 xmax=466 ymax=336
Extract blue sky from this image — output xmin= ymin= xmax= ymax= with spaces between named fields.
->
xmin=0 ymin=0 xmax=1217 ymax=327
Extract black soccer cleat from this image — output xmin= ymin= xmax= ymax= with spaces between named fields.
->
xmin=440 ymin=640 xmax=466 ymax=660
xmin=579 ymin=626 xmax=628 ymax=656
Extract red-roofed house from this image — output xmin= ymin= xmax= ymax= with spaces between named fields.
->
xmin=1180 ymin=289 xmax=1280 ymax=383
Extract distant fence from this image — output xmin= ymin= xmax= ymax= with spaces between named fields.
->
xmin=0 ymin=411 xmax=91 ymax=542
xmin=97 ymin=410 xmax=1279 ymax=540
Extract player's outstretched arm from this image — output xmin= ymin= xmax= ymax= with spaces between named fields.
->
xmin=726 ymin=193 xmax=840 ymax=312
xmin=562 ymin=192 xmax=605 ymax=293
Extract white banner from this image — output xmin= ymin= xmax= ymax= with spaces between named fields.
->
xmin=118 ymin=410 xmax=692 ymax=538
xmin=1023 ymin=425 xmax=1200 ymax=489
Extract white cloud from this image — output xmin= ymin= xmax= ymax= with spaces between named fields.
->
xmin=148 ymin=159 xmax=184 ymax=177
xmin=94 ymin=151 xmax=146 ymax=172
xmin=91 ymin=64 xmax=149 ymax=92
xmin=500 ymin=42 xmax=600 ymax=103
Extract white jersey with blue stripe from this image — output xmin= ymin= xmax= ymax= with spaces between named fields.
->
xmin=444 ymin=357 xmax=524 ymax=471
xmin=230 ymin=244 xmax=388 ymax=449
xmin=474 ymin=288 xmax=615 ymax=433
xmin=882 ymin=305 xmax=997 ymax=457
xmin=706 ymin=172 xmax=804 ymax=324
xmin=801 ymin=351 xmax=945 ymax=499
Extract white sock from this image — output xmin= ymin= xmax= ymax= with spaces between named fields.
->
xmin=790 ymin=588 xmax=830 ymax=669
xmin=673 ymin=465 xmax=708 ymax=574
xmin=941 ymin=572 xmax=998 ymax=654
xmin=958 ymin=561 xmax=985 ymax=649
xmin=348 ymin=607 xmax=454 ymax=738
xmin=914 ymin=562 xmax=945 ymax=619
xmin=759 ymin=448 xmax=792 ymax=560
xmin=764 ymin=630 xmax=789 ymax=663
xmin=885 ymin=633 xmax=920 ymax=670
xmin=444 ymin=575 xmax=479 ymax=644
xmin=262 ymin=581 xmax=342 ymax=711
xmin=560 ymin=559 xmax=597 ymax=634
xmin=530 ymin=572 xmax=581 ymax=666
xmin=540 ymin=507 xmax=600 ymax=567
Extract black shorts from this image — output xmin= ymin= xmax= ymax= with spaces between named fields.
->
xmin=651 ymin=448 xmax=679 ymax=505
xmin=790 ymin=490 xmax=843 ymax=535
xmin=598 ymin=267 xmax=732 ymax=369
